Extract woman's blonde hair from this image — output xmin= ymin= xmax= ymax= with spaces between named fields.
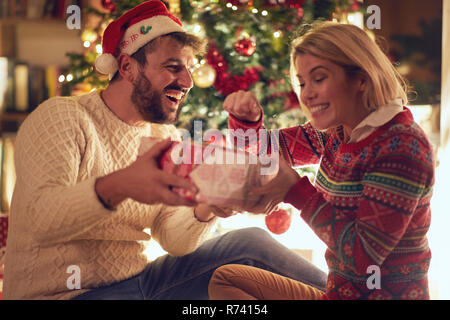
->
xmin=290 ymin=21 xmax=408 ymax=111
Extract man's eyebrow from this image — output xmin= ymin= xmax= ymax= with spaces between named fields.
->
xmin=162 ymin=58 xmax=195 ymax=70
xmin=297 ymin=65 xmax=329 ymax=79
xmin=162 ymin=58 xmax=183 ymax=65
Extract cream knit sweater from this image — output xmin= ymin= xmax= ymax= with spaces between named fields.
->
xmin=3 ymin=91 xmax=216 ymax=300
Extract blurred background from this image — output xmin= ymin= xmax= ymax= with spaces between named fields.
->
xmin=0 ymin=0 xmax=448 ymax=299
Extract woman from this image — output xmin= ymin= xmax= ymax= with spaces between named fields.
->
xmin=208 ymin=22 xmax=434 ymax=300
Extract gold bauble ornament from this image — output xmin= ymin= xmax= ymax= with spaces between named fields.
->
xmin=192 ymin=64 xmax=216 ymax=88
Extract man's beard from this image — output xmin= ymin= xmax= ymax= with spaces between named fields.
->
xmin=131 ymin=73 xmax=185 ymax=124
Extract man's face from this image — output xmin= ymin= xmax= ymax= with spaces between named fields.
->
xmin=131 ymin=37 xmax=195 ymax=124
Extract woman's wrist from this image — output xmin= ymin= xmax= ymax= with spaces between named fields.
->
xmin=283 ymin=176 xmax=316 ymax=210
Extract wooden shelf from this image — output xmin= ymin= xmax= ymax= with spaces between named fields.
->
xmin=0 ymin=17 xmax=66 ymax=25
xmin=0 ymin=112 xmax=29 ymax=133
xmin=0 ymin=112 xmax=29 ymax=121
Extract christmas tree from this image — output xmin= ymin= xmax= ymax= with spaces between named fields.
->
xmin=64 ymin=0 xmax=365 ymax=134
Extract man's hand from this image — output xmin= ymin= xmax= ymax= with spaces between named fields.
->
xmin=223 ymin=90 xmax=262 ymax=122
xmin=95 ymin=138 xmax=198 ymax=209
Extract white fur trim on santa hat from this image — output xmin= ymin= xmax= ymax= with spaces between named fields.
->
xmin=120 ymin=15 xmax=184 ymax=56
xmin=95 ymin=53 xmax=119 ymax=76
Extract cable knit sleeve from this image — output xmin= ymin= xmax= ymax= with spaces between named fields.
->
xmin=150 ymin=205 xmax=217 ymax=256
xmin=13 ymin=97 xmax=111 ymax=246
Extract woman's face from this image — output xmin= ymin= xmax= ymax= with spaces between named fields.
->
xmin=295 ymin=53 xmax=369 ymax=135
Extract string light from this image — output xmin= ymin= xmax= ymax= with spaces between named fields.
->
xmin=193 ymin=24 xmax=202 ymax=34
xmin=261 ymin=10 xmax=268 ymax=16
xmin=58 ymin=75 xmax=65 ymax=83
xmin=348 ymin=12 xmax=364 ymax=29
xmin=199 ymin=106 xmax=208 ymax=115
xmin=66 ymin=74 xmax=73 ymax=82
xmin=184 ymin=22 xmax=205 ymax=37
xmin=83 ymin=41 xmax=91 ymax=48
xmin=81 ymin=29 xmax=97 ymax=43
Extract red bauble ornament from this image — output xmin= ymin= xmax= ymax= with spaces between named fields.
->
xmin=265 ymin=209 xmax=292 ymax=235
xmin=101 ymin=0 xmax=116 ymax=12
xmin=207 ymin=41 xmax=262 ymax=95
xmin=234 ymin=38 xmax=256 ymax=57
xmin=351 ymin=0 xmax=361 ymax=11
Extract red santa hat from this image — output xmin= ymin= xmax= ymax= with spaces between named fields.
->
xmin=95 ymin=0 xmax=184 ymax=76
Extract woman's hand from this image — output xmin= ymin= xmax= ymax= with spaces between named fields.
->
xmin=246 ymin=157 xmax=300 ymax=214
xmin=223 ymin=90 xmax=263 ymax=122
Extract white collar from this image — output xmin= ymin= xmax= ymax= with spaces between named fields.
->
xmin=348 ymin=99 xmax=404 ymax=143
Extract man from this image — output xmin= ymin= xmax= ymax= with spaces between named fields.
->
xmin=3 ymin=0 xmax=326 ymax=300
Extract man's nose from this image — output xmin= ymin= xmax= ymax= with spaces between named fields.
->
xmin=178 ymin=67 xmax=193 ymax=90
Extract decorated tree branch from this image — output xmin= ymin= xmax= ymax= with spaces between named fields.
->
xmin=65 ymin=0 xmax=364 ymax=133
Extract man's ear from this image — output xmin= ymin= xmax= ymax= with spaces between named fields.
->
xmin=117 ymin=53 xmax=137 ymax=83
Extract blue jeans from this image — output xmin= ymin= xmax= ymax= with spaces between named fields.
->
xmin=72 ymin=227 xmax=327 ymax=300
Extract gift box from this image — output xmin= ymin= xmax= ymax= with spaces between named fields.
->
xmin=139 ymin=138 xmax=202 ymax=200
xmin=138 ymin=137 xmax=276 ymax=210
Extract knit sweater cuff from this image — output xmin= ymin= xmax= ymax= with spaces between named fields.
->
xmin=228 ymin=112 xmax=263 ymax=130
xmin=283 ymin=176 xmax=317 ymax=210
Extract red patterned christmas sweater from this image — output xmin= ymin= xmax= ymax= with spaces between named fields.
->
xmin=229 ymin=108 xmax=434 ymax=300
